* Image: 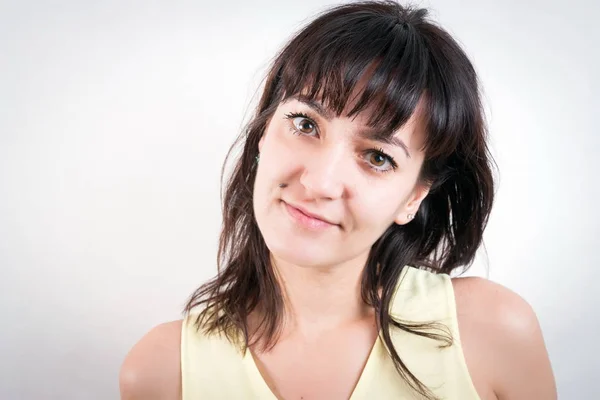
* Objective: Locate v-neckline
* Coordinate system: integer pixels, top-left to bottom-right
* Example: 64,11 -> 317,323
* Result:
242,333 -> 384,400
240,266 -> 414,399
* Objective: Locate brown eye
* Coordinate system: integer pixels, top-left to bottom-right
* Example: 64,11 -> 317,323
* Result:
369,152 -> 386,167
364,148 -> 397,173
293,117 -> 316,135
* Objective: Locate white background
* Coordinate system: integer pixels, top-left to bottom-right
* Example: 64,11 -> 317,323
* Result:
1,0 -> 598,398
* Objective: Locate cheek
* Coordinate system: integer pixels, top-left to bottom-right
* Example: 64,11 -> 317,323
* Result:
253,127 -> 296,198
351,186 -> 408,228
262,122 -> 291,158
261,125 -> 309,175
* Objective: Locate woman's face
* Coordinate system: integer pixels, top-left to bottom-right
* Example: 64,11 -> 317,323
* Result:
253,95 -> 430,269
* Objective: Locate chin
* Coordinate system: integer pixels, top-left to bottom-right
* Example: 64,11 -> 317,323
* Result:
262,230 -> 336,269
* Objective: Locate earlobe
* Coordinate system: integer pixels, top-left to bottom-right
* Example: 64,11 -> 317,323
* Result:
394,200 -> 420,224
394,184 -> 430,225
394,211 -> 416,225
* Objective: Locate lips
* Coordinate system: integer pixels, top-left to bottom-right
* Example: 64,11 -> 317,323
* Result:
283,201 -> 340,229
295,204 -> 333,223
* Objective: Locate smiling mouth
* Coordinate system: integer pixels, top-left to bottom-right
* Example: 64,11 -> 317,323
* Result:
282,201 -> 340,231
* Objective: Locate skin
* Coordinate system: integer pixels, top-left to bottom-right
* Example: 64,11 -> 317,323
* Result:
119,96 -> 557,399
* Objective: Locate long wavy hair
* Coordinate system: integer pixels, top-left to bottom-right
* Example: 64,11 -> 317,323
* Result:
184,1 -> 495,398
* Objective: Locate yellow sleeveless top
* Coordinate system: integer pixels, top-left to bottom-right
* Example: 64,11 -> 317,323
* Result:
180,266 -> 480,399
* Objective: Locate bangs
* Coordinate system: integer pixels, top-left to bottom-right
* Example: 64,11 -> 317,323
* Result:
277,9 -> 430,140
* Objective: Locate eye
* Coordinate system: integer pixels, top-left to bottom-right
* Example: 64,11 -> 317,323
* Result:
284,112 -> 318,136
364,148 -> 398,173
295,117 -> 315,134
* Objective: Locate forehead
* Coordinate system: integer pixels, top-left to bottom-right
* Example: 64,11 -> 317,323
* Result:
280,56 -> 427,133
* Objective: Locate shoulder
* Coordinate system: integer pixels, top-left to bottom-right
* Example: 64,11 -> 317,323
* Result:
451,276 -> 557,399
119,320 -> 183,400
451,276 -> 535,325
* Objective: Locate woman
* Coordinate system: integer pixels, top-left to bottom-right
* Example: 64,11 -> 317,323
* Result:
120,1 -> 556,399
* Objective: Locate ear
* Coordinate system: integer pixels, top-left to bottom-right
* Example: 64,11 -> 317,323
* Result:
394,182 -> 430,225
258,134 -> 265,153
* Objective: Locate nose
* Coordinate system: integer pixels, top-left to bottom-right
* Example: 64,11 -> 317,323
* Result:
299,145 -> 348,200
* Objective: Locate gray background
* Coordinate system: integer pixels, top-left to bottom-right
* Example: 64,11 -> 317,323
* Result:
1,0 -> 598,398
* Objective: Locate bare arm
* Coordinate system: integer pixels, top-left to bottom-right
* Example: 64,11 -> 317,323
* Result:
119,320 -> 183,400
453,277 -> 557,400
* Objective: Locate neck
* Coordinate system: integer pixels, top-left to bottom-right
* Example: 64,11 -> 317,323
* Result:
271,253 -> 374,338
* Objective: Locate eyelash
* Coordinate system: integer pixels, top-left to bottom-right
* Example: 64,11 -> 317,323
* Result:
283,111 -> 398,173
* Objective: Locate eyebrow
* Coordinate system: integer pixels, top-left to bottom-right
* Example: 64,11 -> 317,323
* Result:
288,94 -> 412,159
360,129 -> 411,159
290,94 -> 335,120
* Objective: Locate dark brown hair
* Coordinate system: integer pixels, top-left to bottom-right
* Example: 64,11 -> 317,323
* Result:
185,1 -> 495,398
